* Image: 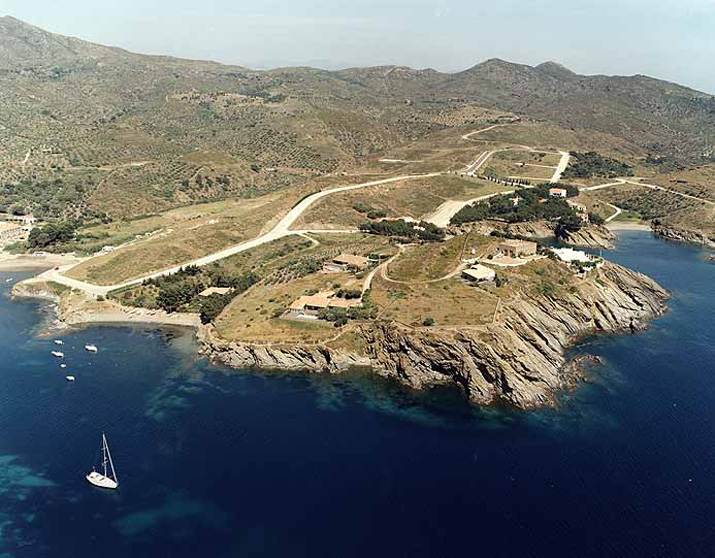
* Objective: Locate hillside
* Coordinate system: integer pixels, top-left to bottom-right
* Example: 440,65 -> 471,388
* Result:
0,17 -> 713,231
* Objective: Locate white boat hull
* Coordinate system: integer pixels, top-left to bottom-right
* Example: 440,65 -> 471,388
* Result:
86,471 -> 118,489
85,345 -> 98,353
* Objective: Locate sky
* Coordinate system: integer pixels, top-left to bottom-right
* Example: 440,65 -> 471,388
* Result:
2,0 -> 715,93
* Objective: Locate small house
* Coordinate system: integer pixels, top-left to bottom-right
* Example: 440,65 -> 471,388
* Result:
549,187 -> 567,198
0,222 -> 24,240
199,287 -> 233,297
323,254 -> 370,273
462,264 -> 496,283
497,239 -> 537,258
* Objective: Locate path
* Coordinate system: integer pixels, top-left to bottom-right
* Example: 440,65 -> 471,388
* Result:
582,178 -> 714,206
550,151 -> 571,183
27,173 -> 440,296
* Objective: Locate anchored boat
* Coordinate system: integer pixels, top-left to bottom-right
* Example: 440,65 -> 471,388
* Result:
51,351 -> 64,358
86,432 -> 119,490
66,375 -> 75,381
85,344 -> 98,353
54,339 -> 64,345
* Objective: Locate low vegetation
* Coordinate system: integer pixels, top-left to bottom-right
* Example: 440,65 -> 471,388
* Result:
563,152 -> 633,179
451,184 -> 584,238
359,219 -> 445,242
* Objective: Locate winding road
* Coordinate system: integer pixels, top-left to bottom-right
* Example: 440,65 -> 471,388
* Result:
27,173 -> 440,296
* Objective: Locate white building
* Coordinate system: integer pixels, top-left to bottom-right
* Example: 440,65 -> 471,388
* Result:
462,264 -> 496,282
552,247 -> 593,263
549,188 -> 567,198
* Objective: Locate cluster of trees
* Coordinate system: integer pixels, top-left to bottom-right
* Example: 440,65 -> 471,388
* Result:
563,152 -> 633,179
0,177 -> 99,220
27,221 -> 79,249
352,202 -> 388,220
317,291 -> 378,327
359,219 -> 445,242
450,187 -> 583,230
144,265 -> 258,323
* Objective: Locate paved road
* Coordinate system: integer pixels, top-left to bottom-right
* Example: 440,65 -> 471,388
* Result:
465,150 -> 495,176
550,151 -> 571,183
27,173 -> 440,296
424,189 -> 516,228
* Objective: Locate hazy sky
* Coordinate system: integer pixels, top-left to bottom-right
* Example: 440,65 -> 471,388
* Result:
2,0 -> 714,93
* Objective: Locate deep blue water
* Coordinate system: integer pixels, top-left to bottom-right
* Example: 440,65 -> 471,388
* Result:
1,232 -> 714,558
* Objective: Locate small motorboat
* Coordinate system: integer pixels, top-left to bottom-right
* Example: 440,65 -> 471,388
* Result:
85,344 -> 98,353
54,340 -> 64,345
51,351 -> 64,358
60,363 -> 67,369
66,375 -> 75,381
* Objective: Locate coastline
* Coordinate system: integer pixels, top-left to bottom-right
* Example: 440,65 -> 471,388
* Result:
0,252 -> 82,271
606,221 -> 651,231
10,280 -> 201,329
5,236 -> 669,410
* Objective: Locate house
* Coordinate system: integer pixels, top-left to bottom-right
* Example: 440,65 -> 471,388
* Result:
323,253 -> 370,273
551,248 -> 592,263
327,298 -> 362,310
0,214 -> 36,225
0,222 -> 24,240
199,287 -> 233,297
497,239 -> 538,258
462,264 -> 496,283
288,291 -> 335,315
567,200 -> 590,223
549,187 -> 567,198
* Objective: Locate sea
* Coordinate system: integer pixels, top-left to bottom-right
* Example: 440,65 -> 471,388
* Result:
0,231 -> 714,558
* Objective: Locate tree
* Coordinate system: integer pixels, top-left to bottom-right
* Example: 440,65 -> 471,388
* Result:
423,317 -> 435,326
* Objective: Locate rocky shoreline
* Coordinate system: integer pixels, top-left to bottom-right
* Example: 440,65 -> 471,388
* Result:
652,224 -> 715,249
200,262 -> 668,409
448,220 -> 615,249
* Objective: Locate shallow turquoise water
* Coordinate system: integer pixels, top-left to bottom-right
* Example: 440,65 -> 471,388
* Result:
0,232 -> 714,557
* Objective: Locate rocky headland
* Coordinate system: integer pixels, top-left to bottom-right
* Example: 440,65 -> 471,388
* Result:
200,262 -> 668,409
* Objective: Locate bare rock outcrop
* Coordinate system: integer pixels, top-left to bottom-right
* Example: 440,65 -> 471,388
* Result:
450,220 -> 615,249
652,224 -> 715,249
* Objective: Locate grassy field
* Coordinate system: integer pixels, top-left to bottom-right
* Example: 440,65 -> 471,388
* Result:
370,274 -> 498,327
215,271 -> 360,344
484,150 -> 558,181
387,235 -> 494,282
295,175 -> 511,229
66,185 -> 314,285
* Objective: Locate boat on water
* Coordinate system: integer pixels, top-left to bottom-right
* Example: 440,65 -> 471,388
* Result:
85,344 -> 98,353
51,351 -> 64,358
60,363 -> 67,369
66,375 -> 75,381
54,339 -> 63,345
86,433 -> 119,490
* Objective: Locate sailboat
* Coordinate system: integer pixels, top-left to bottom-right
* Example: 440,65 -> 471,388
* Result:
86,432 -> 119,489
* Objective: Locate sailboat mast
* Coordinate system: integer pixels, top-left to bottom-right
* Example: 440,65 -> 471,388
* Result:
103,433 -> 118,484
102,433 -> 109,478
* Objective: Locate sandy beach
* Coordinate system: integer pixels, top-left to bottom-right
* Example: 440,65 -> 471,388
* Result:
0,251 -> 83,271
606,221 -> 652,231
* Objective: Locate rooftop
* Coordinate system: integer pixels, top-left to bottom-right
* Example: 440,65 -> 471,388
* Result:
199,287 -> 233,297
0,222 -> 23,233
333,254 -> 369,267
463,264 -> 496,281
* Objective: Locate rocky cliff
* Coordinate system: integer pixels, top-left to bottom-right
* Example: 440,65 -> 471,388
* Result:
450,220 -> 615,249
652,224 -> 715,249
201,262 -> 668,409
